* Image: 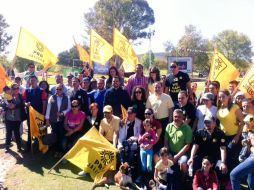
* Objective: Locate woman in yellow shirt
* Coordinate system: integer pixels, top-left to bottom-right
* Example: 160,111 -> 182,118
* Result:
217,89 -> 244,172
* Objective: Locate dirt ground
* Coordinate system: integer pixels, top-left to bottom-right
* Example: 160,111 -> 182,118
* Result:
0,123 -> 25,190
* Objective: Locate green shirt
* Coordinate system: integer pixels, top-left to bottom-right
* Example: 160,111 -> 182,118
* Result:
165,122 -> 193,154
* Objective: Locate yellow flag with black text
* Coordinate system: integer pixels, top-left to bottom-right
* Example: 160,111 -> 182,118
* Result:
64,127 -> 117,183
74,38 -> 90,63
16,27 -> 58,69
113,28 -> 138,72
90,30 -> 113,65
29,106 -> 48,154
239,64 -> 254,98
209,50 -> 240,89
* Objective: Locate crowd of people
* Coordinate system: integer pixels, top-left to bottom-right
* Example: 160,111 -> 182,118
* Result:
1,61 -> 254,190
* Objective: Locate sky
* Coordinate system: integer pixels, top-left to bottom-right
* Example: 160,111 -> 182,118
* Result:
1,0 -> 254,60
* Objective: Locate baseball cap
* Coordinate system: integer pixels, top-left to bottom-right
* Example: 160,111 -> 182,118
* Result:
67,73 -> 74,78
103,105 -> 112,113
204,114 -> 216,123
127,107 -> 137,114
82,77 -> 90,82
202,92 -> 214,101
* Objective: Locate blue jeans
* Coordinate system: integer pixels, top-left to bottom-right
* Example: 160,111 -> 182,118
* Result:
140,148 -> 153,173
230,154 -> 254,190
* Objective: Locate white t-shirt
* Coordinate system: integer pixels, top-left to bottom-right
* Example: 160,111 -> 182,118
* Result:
196,105 -> 218,130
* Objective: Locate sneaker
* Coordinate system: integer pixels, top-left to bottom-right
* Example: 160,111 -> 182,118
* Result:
78,171 -> 87,177
17,147 -> 23,153
5,147 -> 10,153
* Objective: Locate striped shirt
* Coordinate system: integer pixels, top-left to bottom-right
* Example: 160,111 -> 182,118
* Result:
126,74 -> 148,96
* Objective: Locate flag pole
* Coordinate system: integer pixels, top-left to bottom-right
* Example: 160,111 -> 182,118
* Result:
48,153 -> 67,174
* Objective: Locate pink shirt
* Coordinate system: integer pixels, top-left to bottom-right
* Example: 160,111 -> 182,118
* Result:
126,74 -> 148,96
139,130 -> 157,146
66,111 -> 86,129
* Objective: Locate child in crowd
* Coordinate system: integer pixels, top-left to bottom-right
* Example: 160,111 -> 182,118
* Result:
1,86 -> 13,105
0,86 -> 14,121
139,119 -> 157,175
238,114 -> 254,162
154,147 -> 174,190
193,156 -> 219,190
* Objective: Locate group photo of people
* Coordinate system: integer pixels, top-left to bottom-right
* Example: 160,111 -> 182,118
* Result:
1,60 -> 254,190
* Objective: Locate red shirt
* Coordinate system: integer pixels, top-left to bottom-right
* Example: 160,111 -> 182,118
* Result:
193,170 -> 219,190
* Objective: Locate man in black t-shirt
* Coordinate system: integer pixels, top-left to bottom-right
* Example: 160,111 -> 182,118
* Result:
187,115 -> 228,175
164,61 -> 192,105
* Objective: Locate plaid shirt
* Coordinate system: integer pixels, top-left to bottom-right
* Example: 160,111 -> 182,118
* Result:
126,74 -> 148,96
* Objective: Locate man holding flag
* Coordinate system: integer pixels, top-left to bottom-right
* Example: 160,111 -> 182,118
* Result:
23,75 -> 47,152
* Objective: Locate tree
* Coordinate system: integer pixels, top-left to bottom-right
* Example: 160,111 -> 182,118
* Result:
84,0 -> 155,43
213,30 -> 253,69
176,25 -> 210,71
0,14 -> 12,55
58,46 -> 79,67
141,51 -> 155,69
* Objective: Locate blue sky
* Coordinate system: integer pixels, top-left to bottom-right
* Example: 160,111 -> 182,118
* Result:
0,0 -> 253,59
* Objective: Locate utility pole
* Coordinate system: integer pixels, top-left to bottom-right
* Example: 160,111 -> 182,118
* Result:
147,29 -> 155,68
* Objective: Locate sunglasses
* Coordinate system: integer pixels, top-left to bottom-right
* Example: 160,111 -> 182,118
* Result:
170,65 -> 177,69
71,105 -> 79,108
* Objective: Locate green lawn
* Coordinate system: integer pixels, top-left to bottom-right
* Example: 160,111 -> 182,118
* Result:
4,149 -> 119,190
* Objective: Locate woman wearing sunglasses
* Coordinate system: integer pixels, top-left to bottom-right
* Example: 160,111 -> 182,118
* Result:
63,100 -> 85,151
131,86 -> 146,121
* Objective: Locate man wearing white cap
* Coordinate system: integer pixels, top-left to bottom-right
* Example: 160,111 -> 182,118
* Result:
194,92 -> 218,131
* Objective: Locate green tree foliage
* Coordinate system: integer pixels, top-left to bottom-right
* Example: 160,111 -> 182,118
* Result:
15,57 -> 34,72
141,51 -> 155,69
213,30 -> 253,69
84,0 -> 155,43
0,14 -> 12,54
155,59 -> 167,70
58,46 -> 79,67
176,25 -> 210,71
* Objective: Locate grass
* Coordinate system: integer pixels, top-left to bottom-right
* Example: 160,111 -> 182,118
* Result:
0,128 -> 118,190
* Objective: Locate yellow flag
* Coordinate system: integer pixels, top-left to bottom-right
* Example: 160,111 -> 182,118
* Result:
121,105 -> 128,120
64,127 -> 117,183
16,27 -> 58,69
208,50 -> 240,89
113,28 -> 138,71
29,106 -> 48,153
238,64 -> 254,98
73,38 -> 90,63
0,64 -> 12,93
90,30 -> 113,65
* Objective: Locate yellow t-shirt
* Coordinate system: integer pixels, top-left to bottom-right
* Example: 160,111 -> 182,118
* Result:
155,159 -> 174,181
99,115 -> 120,142
146,93 -> 174,119
217,104 -> 239,136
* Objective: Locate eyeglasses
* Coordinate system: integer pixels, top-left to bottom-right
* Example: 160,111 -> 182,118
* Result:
145,112 -> 152,115
170,65 -> 177,69
56,88 -> 62,91
135,91 -> 142,94
71,105 -> 79,108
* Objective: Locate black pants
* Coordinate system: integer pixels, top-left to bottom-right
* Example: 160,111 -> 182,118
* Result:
51,121 -> 65,152
6,120 -> 21,149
